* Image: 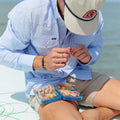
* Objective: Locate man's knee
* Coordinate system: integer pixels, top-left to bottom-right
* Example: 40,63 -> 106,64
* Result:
38,100 -> 82,120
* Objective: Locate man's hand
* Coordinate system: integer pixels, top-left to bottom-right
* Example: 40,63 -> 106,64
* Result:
71,44 -> 91,64
44,47 -> 71,71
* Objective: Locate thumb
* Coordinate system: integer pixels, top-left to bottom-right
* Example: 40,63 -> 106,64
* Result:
67,47 -> 72,54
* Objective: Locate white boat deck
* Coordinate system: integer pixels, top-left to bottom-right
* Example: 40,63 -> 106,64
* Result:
0,65 -> 39,120
0,65 -> 120,120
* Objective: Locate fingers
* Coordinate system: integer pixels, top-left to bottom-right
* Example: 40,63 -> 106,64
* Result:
71,44 -> 91,64
46,47 -> 72,71
71,45 -> 89,58
52,47 -> 72,54
72,48 -> 89,58
51,48 -> 71,58
50,53 -> 70,59
84,55 -> 91,62
58,53 -> 70,58
71,44 -> 85,54
66,47 -> 72,54
53,58 -> 68,63
78,53 -> 91,62
53,63 -> 66,69
49,59 -> 67,70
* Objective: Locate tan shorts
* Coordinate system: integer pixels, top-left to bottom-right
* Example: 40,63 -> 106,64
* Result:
28,72 -> 110,112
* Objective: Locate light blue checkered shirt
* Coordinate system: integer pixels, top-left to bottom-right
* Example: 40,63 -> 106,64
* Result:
0,0 -> 104,98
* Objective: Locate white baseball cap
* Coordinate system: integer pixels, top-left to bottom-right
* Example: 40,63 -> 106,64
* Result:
64,0 -> 105,35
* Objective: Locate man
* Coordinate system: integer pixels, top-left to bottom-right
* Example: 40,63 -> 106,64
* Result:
0,0 -> 120,119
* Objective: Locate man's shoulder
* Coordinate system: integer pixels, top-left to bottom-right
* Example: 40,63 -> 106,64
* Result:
8,0 -> 50,18
20,0 -> 49,10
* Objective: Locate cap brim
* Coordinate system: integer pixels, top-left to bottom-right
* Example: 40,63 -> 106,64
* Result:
64,7 -> 99,36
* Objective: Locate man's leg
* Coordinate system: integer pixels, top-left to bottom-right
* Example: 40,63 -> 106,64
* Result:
81,107 -> 120,120
66,73 -> 120,119
86,77 -> 120,120
93,78 -> 120,110
38,99 -> 120,120
29,95 -> 120,120
38,100 -> 82,120
82,78 -> 120,119
82,78 -> 120,120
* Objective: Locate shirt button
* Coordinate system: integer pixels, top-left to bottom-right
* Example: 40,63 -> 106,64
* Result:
45,44 -> 47,47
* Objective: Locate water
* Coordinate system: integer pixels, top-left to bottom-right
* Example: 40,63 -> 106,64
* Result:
0,2 -> 120,79
0,3 -> 17,34
93,2 -> 120,79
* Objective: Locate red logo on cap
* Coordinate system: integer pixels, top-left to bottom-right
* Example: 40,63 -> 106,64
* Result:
83,10 -> 97,18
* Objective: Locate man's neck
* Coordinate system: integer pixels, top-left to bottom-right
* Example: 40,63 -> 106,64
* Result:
57,0 -> 64,20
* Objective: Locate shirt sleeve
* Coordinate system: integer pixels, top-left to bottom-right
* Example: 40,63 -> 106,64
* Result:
78,11 -> 104,66
0,5 -> 36,72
